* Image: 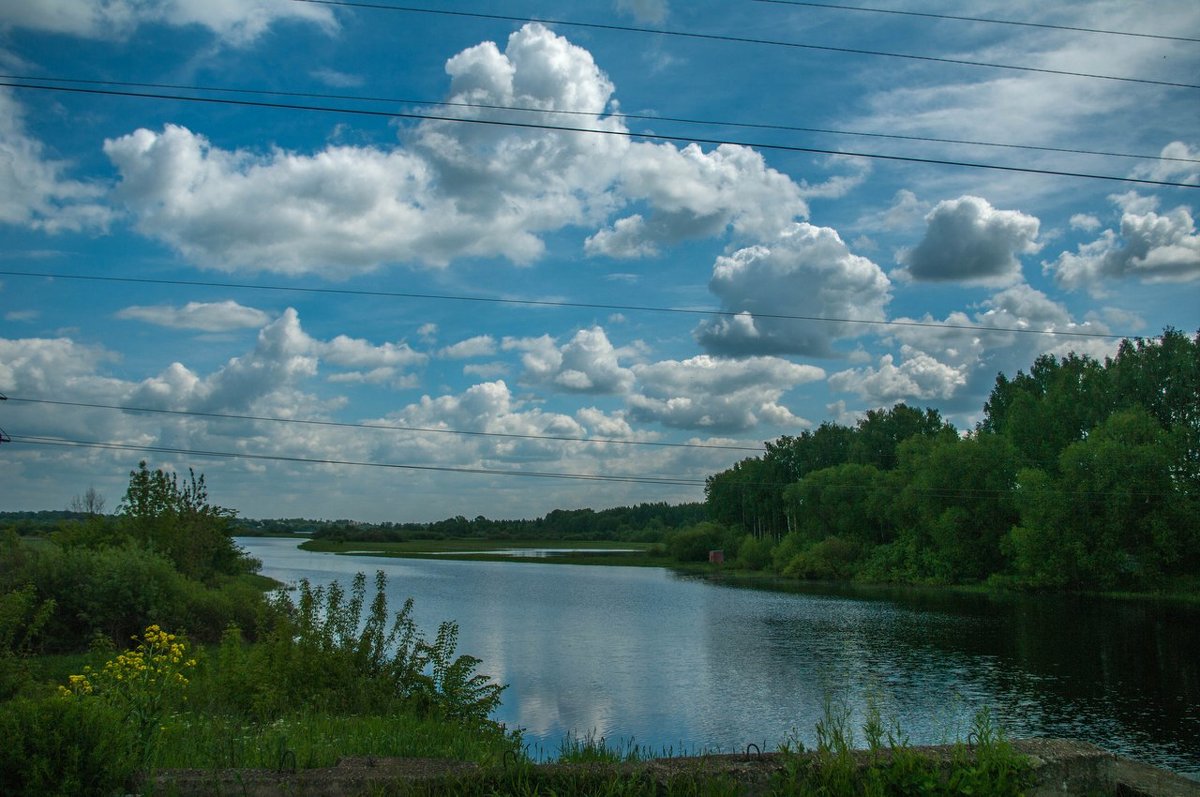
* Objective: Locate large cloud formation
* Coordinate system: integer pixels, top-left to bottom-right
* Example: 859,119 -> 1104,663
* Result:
897,195 -> 1040,284
629,355 -> 824,432
695,223 -> 891,357
103,23 -> 810,275
1045,193 -> 1200,292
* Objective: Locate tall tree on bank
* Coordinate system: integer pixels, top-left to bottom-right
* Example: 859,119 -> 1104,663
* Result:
119,462 -> 246,582
1007,407 -> 1196,588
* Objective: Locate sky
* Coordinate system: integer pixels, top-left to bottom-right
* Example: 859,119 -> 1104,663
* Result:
1,0 -> 1198,523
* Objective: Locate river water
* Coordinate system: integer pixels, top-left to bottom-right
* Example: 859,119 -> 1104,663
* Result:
238,537 -> 1200,777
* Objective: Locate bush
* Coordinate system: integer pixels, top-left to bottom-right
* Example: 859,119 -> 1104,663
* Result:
735,534 -> 774,570
782,537 -> 862,580
0,696 -> 137,796
666,523 -> 727,562
200,572 -> 505,727
0,584 -> 55,699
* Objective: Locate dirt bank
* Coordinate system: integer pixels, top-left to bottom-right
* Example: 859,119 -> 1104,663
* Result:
151,738 -> 1199,796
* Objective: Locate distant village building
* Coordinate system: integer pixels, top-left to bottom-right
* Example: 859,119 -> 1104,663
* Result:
708,549 -> 724,565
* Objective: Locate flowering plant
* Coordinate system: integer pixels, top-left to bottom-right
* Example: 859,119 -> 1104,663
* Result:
60,624 -> 197,767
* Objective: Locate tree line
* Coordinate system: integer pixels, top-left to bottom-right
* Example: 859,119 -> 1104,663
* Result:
698,329 -> 1200,591
298,501 -> 708,543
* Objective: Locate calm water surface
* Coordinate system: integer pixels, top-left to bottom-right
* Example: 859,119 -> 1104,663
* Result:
238,538 -> 1199,777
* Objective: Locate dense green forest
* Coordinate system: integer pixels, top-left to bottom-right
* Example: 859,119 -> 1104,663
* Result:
699,329 -> 1200,591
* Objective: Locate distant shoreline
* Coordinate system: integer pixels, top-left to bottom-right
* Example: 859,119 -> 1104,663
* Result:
283,535 -> 1200,605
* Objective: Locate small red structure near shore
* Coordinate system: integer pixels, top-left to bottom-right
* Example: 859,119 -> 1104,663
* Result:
708,549 -> 724,565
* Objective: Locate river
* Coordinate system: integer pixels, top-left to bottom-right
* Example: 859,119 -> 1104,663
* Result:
238,537 -> 1200,777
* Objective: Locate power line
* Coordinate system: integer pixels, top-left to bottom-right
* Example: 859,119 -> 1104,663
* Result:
7,81 -> 1195,191
4,397 -> 765,453
9,435 -> 708,487
6,81 -> 1196,191
0,270 -> 1143,340
9,435 -> 1182,500
751,0 -> 1200,44
6,73 -> 1194,165
287,0 -> 1200,90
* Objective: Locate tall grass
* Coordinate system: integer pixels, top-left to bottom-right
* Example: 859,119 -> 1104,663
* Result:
153,710 -> 513,770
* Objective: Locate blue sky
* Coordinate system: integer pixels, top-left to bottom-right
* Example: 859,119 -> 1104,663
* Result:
1,0 -> 1198,522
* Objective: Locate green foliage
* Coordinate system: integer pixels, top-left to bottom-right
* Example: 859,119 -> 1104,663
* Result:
786,462 -> 891,548
12,542 -> 258,649
735,534 -> 774,570
153,710 -> 514,770
666,523 -> 729,562
422,619 -> 506,726
0,696 -> 138,796
119,460 -> 249,582
702,329 -> 1200,590
0,465 -> 267,652
299,501 -> 708,544
0,584 -> 55,699
1007,407 -> 1194,589
202,571 -> 505,728
981,352 -> 1112,472
888,433 -> 1019,582
771,704 -> 1031,797
781,536 -> 863,580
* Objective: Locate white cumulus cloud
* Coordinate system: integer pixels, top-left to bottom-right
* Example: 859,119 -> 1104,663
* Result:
1045,194 -> 1200,292
440,335 -> 498,359
897,195 -> 1040,284
828,347 -> 968,403
629,355 -> 823,432
696,222 -> 891,356
504,326 -> 636,395
102,24 -> 816,275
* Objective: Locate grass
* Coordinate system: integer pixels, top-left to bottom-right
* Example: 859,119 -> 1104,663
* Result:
152,710 -> 515,770
285,706 -> 1034,796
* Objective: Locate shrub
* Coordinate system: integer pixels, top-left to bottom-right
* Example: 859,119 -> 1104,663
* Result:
782,536 -> 862,580
735,534 -> 774,570
667,523 -> 727,562
0,584 -> 55,699
0,696 -> 137,796
202,571 -> 505,727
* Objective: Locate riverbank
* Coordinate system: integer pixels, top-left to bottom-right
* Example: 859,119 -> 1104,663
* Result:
150,739 -> 1200,796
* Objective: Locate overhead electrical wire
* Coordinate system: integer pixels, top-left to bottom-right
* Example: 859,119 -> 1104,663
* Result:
751,0 -> 1200,44
3,81 -> 1197,191
286,0 -> 1200,91
9,435 -> 1185,499
4,397 -> 766,453
5,74 -> 1195,166
0,270 -> 1144,341
9,435 -> 709,487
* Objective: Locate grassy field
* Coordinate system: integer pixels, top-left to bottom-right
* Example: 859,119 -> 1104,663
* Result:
298,538 -> 669,567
